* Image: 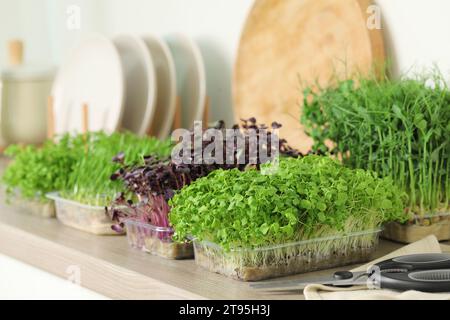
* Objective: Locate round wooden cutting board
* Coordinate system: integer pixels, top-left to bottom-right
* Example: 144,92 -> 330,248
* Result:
233,0 -> 385,153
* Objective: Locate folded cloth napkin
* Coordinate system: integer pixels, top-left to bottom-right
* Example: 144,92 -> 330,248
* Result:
304,235 -> 450,300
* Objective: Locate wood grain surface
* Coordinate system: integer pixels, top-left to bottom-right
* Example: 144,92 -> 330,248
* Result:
2,198 -> 447,300
233,0 -> 385,153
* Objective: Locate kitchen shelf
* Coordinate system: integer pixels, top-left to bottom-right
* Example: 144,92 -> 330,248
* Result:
2,198 -> 444,300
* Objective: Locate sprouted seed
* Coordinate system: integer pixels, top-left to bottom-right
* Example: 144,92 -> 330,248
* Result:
193,228 -> 380,281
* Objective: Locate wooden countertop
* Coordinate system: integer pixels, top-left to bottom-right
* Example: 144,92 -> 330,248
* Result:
3,197 -> 448,300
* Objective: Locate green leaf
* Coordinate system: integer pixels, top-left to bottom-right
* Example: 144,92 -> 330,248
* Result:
317,202 -> 327,212
415,119 -> 427,132
380,199 -> 392,209
300,199 -> 312,210
392,104 -> 406,121
260,223 -> 270,235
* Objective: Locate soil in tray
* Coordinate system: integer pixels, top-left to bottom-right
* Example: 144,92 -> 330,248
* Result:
144,237 -> 194,260
124,219 -> 194,259
194,243 -> 376,282
383,214 -> 450,243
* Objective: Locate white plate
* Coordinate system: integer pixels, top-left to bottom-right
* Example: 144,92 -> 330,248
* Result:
113,35 -> 157,136
52,34 -> 124,135
165,34 -> 206,129
141,35 -> 177,139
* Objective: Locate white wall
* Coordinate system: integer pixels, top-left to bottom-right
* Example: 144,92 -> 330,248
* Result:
377,0 -> 450,77
0,0 -> 50,66
1,0 -> 450,125
0,0 -> 104,67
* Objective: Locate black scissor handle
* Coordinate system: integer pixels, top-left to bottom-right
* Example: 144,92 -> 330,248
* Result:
371,254 -> 450,293
376,253 -> 450,272
377,269 -> 450,293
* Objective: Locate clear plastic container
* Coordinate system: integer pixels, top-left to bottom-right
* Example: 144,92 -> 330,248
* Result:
124,219 -> 194,260
6,189 -> 56,218
15,197 -> 55,218
193,229 -> 382,281
46,192 -> 119,235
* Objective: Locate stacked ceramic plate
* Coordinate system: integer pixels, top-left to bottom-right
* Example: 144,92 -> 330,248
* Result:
52,33 -> 206,139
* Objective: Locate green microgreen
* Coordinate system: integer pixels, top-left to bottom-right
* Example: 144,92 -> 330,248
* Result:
169,156 -> 405,250
2,134 -> 86,202
2,132 -> 172,206
60,132 -> 172,206
301,72 -> 450,217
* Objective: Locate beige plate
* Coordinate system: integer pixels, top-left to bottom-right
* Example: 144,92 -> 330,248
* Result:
141,35 -> 177,139
113,35 -> 157,136
233,0 -> 385,153
52,34 -> 125,135
165,34 -> 206,130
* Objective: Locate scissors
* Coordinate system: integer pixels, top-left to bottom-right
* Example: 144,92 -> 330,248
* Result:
251,253 -> 450,293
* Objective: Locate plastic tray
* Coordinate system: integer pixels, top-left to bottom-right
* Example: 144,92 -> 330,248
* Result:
383,212 -> 450,243
5,189 -> 56,218
15,196 -> 56,218
124,219 -> 193,260
193,229 -> 382,281
46,192 -> 119,235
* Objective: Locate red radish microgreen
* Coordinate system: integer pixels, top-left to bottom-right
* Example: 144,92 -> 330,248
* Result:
108,119 -> 302,231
